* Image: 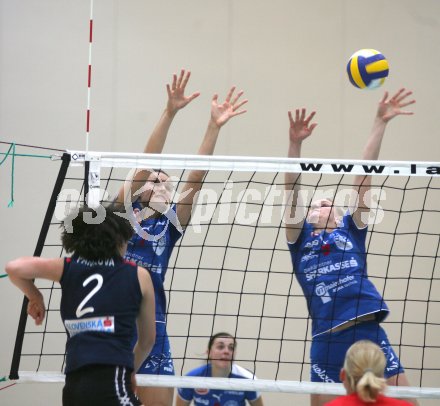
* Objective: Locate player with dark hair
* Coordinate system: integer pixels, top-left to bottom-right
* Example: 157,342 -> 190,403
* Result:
176,332 -> 264,406
6,204 -> 156,406
284,89 -> 417,406
115,70 -> 248,406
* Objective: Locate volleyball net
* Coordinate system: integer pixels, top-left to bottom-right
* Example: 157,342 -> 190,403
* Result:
8,151 -> 440,399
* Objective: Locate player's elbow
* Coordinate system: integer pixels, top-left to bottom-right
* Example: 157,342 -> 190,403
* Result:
5,258 -> 22,278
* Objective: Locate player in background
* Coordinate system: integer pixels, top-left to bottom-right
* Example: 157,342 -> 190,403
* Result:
176,332 -> 264,406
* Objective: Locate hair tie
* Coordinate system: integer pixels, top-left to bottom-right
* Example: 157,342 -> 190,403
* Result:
363,368 -> 374,374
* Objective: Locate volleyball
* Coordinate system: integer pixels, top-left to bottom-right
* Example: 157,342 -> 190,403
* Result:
346,49 -> 389,89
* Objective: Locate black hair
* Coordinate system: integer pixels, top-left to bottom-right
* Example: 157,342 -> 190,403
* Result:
61,204 -> 134,260
207,332 -> 235,351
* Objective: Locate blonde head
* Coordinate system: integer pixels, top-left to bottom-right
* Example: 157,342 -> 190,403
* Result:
307,199 -> 344,229
343,340 -> 387,402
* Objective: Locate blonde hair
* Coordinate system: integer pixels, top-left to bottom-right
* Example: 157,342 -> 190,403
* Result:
343,340 -> 387,402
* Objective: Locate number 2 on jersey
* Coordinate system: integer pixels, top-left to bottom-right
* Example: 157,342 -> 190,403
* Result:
76,274 -> 103,318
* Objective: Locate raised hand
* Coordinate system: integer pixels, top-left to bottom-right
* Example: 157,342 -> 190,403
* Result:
288,108 -> 317,143
210,86 -> 248,128
166,69 -> 200,115
376,88 -> 415,123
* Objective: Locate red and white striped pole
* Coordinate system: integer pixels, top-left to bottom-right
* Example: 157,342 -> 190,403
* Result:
85,0 -> 94,151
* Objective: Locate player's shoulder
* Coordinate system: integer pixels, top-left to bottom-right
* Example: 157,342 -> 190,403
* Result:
186,363 -> 210,377
231,364 -> 256,379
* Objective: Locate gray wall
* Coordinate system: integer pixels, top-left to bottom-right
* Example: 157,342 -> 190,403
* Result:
1,0 -> 439,404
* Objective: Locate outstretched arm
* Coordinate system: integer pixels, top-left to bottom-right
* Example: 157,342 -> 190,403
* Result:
285,108 -> 317,243
176,86 -> 248,228
145,69 -> 200,154
6,257 -> 64,325
352,88 -> 415,227
116,69 -> 200,205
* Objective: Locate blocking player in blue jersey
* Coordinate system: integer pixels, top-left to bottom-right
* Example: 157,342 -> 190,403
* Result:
6,204 -> 156,406
115,70 -> 248,406
176,332 -> 264,406
283,89 -> 418,406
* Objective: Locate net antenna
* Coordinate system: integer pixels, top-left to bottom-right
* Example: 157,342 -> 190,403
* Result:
8,151 -> 440,401
85,0 -> 94,153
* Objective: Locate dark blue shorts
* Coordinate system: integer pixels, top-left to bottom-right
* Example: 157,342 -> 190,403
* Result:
310,321 -> 404,383
137,321 -> 175,375
63,365 -> 141,406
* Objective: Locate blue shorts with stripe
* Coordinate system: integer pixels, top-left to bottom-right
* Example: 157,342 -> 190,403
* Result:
63,365 -> 141,406
137,321 -> 175,376
310,321 -> 404,383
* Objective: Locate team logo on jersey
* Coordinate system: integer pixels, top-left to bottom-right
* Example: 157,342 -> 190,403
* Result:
301,252 -> 319,262
152,235 -> 167,256
312,364 -> 335,383
304,238 -> 320,249
193,396 -> 210,405
333,233 -> 353,251
64,316 -> 115,336
315,282 -> 331,304
224,401 -> 240,406
212,394 -> 223,405
380,340 -> 400,372
321,243 -> 330,256
195,388 -> 209,395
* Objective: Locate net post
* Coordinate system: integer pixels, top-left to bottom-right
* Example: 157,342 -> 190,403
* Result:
83,153 -> 101,208
9,152 -> 71,380
84,159 -> 89,206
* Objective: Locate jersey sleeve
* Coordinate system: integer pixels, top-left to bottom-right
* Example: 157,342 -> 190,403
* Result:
177,387 -> 194,402
59,257 -> 72,286
167,204 -> 183,246
343,212 -> 368,246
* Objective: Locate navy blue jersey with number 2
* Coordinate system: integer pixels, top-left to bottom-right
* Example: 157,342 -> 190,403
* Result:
60,255 -> 142,374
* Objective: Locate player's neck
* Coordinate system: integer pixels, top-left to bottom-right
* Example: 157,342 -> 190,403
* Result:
312,221 -> 338,235
312,226 -> 336,236
211,363 -> 232,378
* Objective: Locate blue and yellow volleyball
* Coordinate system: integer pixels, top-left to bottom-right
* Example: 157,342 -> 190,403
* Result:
346,49 -> 389,89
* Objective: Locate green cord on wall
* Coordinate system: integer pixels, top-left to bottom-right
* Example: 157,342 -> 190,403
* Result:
0,143 -> 53,278
0,143 -> 16,207
0,143 -> 52,208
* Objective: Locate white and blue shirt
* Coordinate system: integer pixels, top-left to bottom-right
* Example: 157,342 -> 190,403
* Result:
178,364 -> 260,406
288,213 -> 389,337
124,202 -> 182,323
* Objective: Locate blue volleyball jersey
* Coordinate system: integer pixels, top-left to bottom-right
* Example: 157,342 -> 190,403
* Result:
124,203 -> 182,323
288,213 -> 389,337
178,364 -> 260,405
60,255 -> 142,374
